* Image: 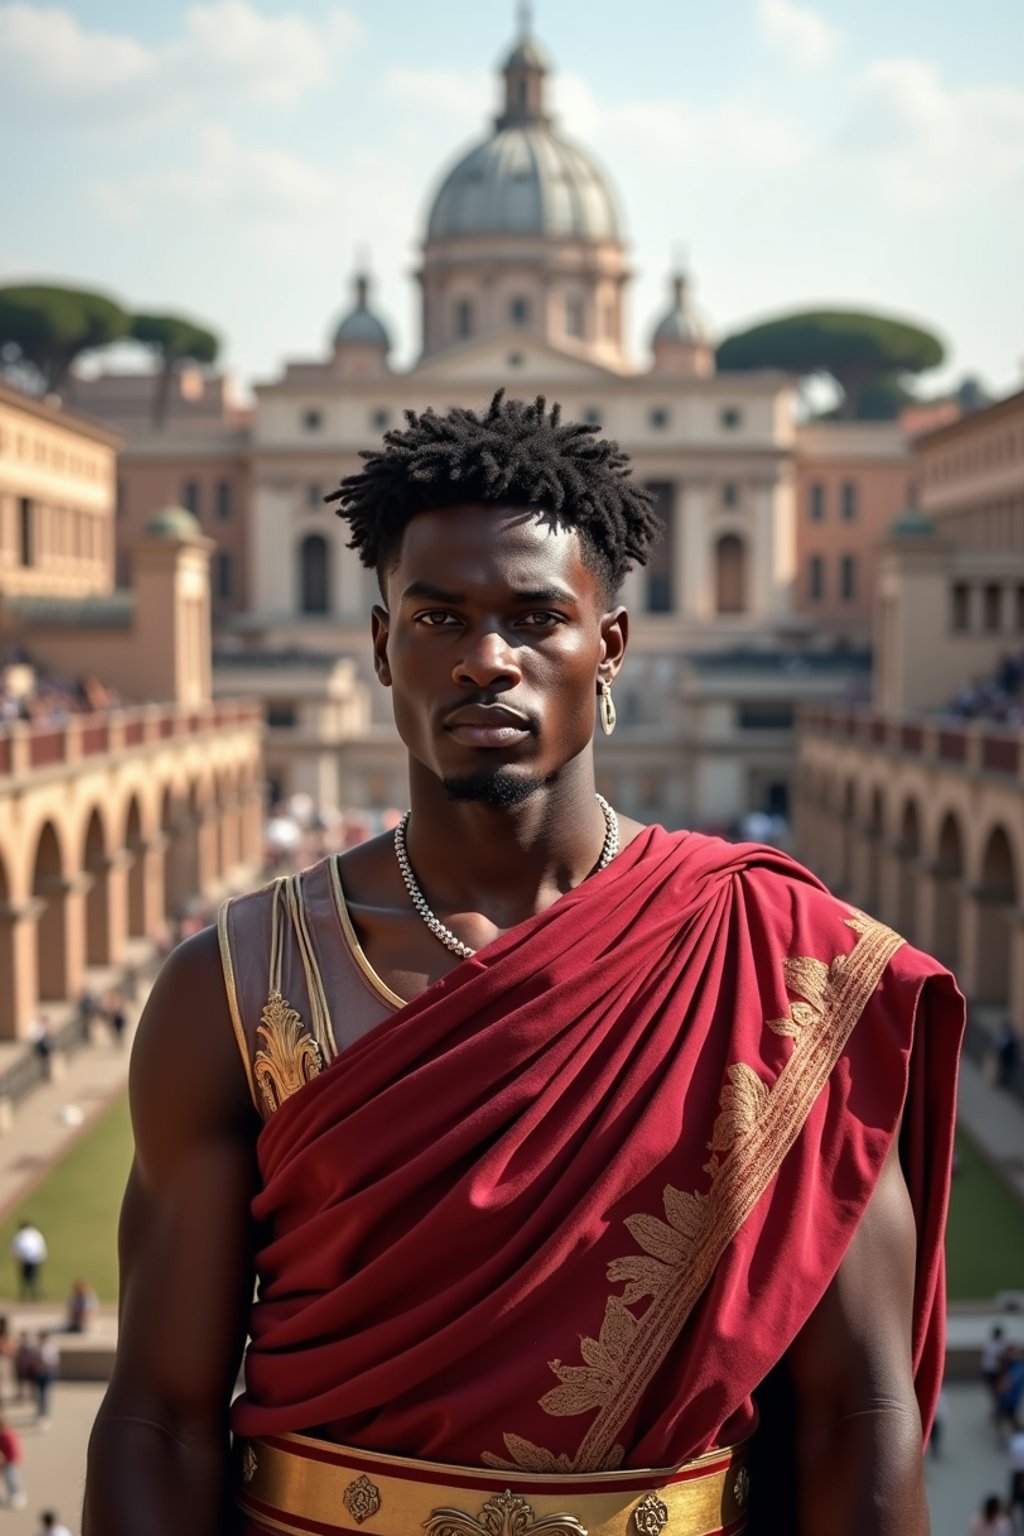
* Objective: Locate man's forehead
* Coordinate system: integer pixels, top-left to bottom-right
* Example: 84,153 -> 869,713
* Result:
393,503 -> 588,577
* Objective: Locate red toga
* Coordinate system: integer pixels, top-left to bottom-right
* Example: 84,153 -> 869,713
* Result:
230,827 -> 963,1483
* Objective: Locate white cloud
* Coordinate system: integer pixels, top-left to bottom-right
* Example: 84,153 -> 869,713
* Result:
757,0 -> 840,70
382,66 -> 492,127
843,58 -> 1024,204
0,0 -> 361,123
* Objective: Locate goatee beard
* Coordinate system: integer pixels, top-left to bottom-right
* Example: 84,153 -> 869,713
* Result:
442,767 -> 546,809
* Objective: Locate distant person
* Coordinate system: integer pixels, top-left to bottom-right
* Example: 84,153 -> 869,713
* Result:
996,1348 -> 1024,1439
28,1015 -> 53,1062
10,1220 -> 47,1300
33,1514 -> 73,1536
105,993 -> 127,1050
13,1334 -> 36,1404
32,1332 -> 59,1427
997,1024 -> 1020,1090
968,1494 -> 1013,1535
1008,1425 -> 1024,1529
985,1326 -> 1010,1404
0,1414 -> 26,1509
65,1279 -> 98,1335
0,1317 -> 14,1408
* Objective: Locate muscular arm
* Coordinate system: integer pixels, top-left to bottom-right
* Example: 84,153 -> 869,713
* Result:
83,926 -> 259,1536
787,1133 -> 928,1536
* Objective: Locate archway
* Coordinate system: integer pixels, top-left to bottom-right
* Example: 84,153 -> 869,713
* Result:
897,799 -> 921,940
299,534 -> 330,615
83,807 -> 111,966
934,812 -> 965,969
865,787 -> 884,913
0,847 -> 16,1035
975,825 -> 1017,1009
32,822 -> 68,1002
839,779 -> 856,893
125,796 -> 146,938
715,534 -> 746,615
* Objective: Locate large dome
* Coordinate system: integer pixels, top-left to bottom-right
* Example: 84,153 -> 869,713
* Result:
427,128 -> 620,243
425,26 -> 622,245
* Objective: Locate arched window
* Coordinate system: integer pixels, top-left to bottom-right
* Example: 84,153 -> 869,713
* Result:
715,534 -> 746,614
300,534 -> 330,615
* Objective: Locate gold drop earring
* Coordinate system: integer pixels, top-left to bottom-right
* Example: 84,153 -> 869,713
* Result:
599,679 -> 617,736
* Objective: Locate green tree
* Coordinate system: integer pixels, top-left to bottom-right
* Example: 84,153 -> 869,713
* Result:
130,312 -> 220,428
0,283 -> 129,393
716,310 -> 945,420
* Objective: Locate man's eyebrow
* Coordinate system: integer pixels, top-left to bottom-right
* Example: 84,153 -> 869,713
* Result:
399,581 -> 579,606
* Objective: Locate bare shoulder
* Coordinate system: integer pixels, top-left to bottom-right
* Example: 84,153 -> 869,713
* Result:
336,829 -> 404,907
130,925 -> 258,1169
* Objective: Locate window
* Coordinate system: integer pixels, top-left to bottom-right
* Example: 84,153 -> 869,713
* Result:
715,534 -> 746,614
306,483 -> 322,509
371,408 -> 390,430
216,480 -> 232,520
509,296 -> 530,326
951,582 -> 969,632
302,409 -> 323,432
299,534 -> 330,614
841,482 -> 858,521
984,583 -> 1002,632
565,296 -> 584,339
19,497 -> 33,567
182,479 -> 200,516
215,552 -> 233,600
455,299 -> 474,340
840,554 -> 857,601
648,406 -> 670,431
809,554 -> 824,601
737,703 -> 794,731
507,352 -> 524,367
267,703 -> 297,729
721,482 -> 738,508
582,407 -> 601,427
602,302 -> 616,339
720,406 -> 742,430
1016,585 -> 1024,632
809,483 -> 825,521
644,482 -> 676,613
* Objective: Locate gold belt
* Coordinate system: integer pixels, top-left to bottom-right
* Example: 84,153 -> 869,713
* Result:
235,1431 -> 751,1536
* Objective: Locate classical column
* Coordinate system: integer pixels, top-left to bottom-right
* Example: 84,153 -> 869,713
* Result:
0,898 -> 45,1040
680,480 -> 708,620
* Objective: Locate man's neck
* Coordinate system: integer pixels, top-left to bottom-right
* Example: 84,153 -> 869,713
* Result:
404,757 -> 610,924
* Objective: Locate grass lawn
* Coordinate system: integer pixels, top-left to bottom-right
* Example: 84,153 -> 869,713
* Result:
0,1092 -> 133,1305
0,1092 -> 1019,1309
946,1130 -> 1024,1301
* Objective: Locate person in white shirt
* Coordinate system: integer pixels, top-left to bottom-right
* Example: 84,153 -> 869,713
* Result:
33,1511 -> 73,1536
1008,1427 -> 1024,1527
9,1222 -> 46,1301
968,1493 -> 1013,1536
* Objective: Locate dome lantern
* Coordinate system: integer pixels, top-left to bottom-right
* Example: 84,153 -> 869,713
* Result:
497,4 -> 551,130
650,267 -> 715,378
331,270 -> 392,377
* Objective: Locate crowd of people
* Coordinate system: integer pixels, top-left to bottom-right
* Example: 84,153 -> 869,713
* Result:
969,1325 -> 1024,1532
0,650 -> 122,730
944,648 -> 1024,728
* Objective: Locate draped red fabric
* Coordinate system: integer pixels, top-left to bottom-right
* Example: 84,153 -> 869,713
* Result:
232,827 -> 963,1472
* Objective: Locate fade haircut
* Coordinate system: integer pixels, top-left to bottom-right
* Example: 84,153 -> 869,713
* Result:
325,390 -> 660,600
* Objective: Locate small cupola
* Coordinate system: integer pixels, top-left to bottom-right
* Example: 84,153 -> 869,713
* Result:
650,269 -> 715,377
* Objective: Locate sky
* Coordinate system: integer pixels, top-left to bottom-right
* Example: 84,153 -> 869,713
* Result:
2,0 -> 1023,398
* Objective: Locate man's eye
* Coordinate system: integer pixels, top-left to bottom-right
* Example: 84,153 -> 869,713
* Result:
418,610 -> 459,626
521,611 -> 562,626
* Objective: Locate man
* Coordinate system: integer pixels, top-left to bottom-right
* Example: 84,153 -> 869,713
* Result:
10,1220 -> 46,1301
34,1513 -> 74,1536
84,394 -> 963,1534
0,1413 -> 26,1509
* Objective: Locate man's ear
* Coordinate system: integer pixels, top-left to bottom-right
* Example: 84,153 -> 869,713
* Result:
598,605 -> 628,685
371,605 -> 392,687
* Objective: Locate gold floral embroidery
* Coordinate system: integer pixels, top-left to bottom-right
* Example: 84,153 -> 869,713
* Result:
483,910 -> 903,1474
253,989 -> 323,1115
343,1474 -> 382,1525
423,1489 -> 589,1536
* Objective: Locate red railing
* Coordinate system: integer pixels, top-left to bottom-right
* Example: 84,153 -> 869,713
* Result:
938,730 -> 967,763
901,723 -> 923,754
983,735 -> 1019,775
0,701 -> 259,777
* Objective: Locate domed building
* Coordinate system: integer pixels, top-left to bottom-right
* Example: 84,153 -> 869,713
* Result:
418,22 -> 630,368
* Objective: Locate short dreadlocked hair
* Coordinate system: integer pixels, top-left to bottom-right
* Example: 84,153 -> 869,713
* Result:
325,390 -> 660,600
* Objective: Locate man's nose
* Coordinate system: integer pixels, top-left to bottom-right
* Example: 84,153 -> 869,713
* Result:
453,627 -> 523,687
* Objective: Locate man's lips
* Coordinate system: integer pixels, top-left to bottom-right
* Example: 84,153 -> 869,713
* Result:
443,704 -> 533,747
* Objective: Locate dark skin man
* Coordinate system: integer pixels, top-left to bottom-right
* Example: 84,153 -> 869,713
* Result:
84,504 -> 927,1536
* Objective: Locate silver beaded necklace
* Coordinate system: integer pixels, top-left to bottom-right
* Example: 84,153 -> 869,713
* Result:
393,793 -> 620,960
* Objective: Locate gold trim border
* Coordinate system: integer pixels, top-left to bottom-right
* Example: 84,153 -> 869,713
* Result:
329,857 -> 406,1011
217,895 -> 258,1109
